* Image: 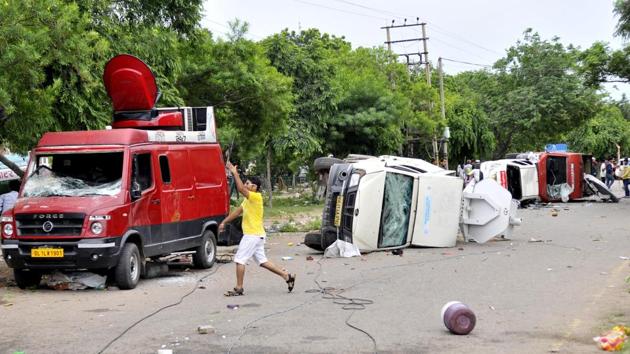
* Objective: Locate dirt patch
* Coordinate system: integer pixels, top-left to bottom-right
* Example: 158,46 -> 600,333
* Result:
265,209 -> 320,226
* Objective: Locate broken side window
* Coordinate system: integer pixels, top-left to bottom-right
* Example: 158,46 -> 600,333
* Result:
378,172 -> 413,248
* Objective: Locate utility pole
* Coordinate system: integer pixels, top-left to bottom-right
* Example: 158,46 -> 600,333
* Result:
382,18 -> 435,159
438,57 -> 448,168
421,23 -> 431,86
381,19 -> 427,69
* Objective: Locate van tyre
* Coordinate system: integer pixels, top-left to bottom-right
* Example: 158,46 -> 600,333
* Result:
193,230 -> 217,269
13,269 -> 42,289
304,231 -> 324,251
115,243 -> 141,290
314,157 -> 343,172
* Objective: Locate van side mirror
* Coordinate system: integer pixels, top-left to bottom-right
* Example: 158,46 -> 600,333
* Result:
130,181 -> 142,200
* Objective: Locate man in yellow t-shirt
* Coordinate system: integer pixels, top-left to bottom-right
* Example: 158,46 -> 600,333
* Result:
219,162 -> 295,296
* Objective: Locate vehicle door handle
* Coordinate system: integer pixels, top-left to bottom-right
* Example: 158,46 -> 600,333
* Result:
151,199 -> 161,205
188,195 -> 195,199
355,209 -> 359,216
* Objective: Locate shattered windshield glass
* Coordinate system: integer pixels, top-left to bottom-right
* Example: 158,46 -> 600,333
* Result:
22,152 -> 124,197
379,172 -> 413,248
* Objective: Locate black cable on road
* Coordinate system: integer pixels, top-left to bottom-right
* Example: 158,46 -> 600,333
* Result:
305,256 -> 378,354
96,263 -> 222,354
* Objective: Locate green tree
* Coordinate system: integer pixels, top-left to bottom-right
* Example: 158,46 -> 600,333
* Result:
0,0 -> 110,153
565,104 -> 630,158
76,0 -> 203,36
443,71 -> 496,163
614,0 -> 630,39
263,29 -> 347,165
615,94 -> 630,120
579,1 -> 630,85
580,42 -> 630,85
481,30 -> 599,157
325,47 -> 407,156
178,25 -> 294,204
178,28 -> 293,159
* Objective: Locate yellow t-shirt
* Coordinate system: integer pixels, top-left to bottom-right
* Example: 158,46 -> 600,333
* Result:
241,191 -> 265,236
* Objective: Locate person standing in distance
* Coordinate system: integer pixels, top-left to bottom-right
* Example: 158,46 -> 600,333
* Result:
220,162 -> 296,296
0,179 -> 20,214
622,158 -> 630,198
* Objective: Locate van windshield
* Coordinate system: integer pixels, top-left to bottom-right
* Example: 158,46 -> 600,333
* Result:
22,152 -> 124,197
378,172 -> 413,248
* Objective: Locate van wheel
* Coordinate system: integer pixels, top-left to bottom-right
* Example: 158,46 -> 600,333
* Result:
304,231 -> 324,251
13,269 -> 42,289
115,243 -> 141,289
314,157 -> 343,172
193,230 -> 217,269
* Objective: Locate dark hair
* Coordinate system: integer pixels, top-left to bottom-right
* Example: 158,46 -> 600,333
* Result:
248,176 -> 262,192
8,179 -> 20,192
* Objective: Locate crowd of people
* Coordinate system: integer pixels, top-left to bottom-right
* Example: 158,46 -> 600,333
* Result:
592,157 -> 630,197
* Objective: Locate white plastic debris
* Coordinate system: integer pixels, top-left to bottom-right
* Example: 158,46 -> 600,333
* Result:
324,239 -> 361,258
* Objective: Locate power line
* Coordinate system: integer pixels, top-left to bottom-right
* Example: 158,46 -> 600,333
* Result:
332,0 -> 406,20
428,22 -> 502,56
293,0 -> 388,21
431,35 -> 493,62
327,0 -> 502,58
441,57 -> 493,69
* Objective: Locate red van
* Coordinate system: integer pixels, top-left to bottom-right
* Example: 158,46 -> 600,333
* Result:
1,55 -> 230,289
536,152 -> 589,202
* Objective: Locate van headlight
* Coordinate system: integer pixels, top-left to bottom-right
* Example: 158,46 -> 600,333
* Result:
348,170 -> 365,188
3,223 -> 14,237
349,173 -> 360,188
90,222 -> 103,235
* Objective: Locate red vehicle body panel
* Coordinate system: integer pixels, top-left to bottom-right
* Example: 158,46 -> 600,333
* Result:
39,129 -> 149,147
536,152 -> 586,202
111,112 -> 183,129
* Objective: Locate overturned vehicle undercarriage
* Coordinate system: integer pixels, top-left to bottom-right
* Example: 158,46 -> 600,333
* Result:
305,155 -> 522,253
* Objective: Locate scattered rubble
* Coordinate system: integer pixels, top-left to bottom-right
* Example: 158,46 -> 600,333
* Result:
45,271 -> 106,290
197,325 -> 215,334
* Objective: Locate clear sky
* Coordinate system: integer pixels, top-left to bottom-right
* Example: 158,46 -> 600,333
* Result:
202,0 -> 629,98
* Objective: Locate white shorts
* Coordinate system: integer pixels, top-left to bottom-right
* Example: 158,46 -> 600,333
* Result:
234,235 -> 268,265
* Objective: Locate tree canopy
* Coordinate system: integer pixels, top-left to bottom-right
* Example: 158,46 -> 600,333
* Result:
1,0 -> 630,182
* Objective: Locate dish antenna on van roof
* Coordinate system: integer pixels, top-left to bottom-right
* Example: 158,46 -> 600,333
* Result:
103,54 -> 218,143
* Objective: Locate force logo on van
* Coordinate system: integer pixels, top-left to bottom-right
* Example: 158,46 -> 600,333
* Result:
32,214 -> 64,219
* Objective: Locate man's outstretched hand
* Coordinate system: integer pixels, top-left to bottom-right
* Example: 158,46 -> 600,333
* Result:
226,161 -> 238,175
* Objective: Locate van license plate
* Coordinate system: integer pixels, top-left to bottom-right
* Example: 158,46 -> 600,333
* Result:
31,248 -> 64,258
334,196 -> 344,227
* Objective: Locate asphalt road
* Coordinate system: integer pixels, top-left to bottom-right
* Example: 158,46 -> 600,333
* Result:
1,193 -> 629,354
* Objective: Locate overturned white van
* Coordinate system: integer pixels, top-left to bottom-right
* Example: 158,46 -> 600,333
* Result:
479,159 -> 539,203
304,155 -> 521,253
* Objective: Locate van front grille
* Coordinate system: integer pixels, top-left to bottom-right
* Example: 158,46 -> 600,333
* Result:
15,213 -> 85,236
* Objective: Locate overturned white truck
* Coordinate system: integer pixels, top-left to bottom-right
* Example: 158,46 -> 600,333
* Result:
305,156 -> 521,253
